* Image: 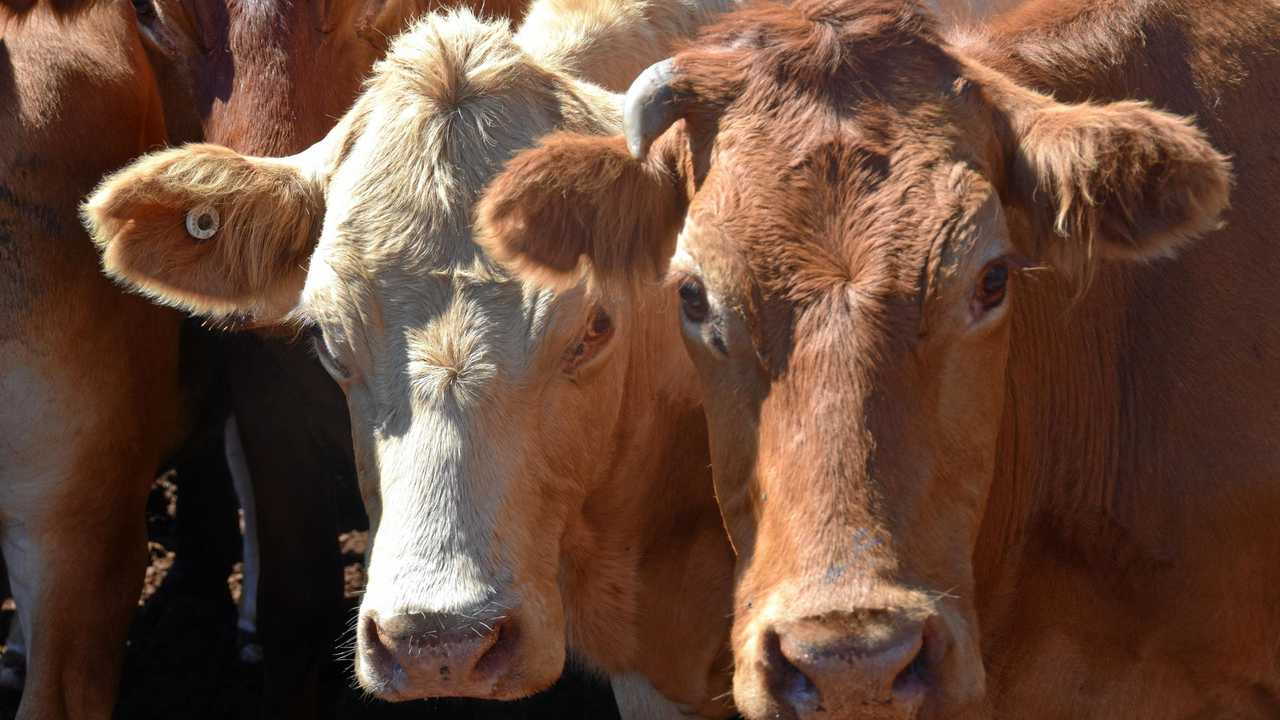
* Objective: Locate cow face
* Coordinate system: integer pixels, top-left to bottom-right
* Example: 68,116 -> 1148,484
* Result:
476,1 -> 1231,718
82,9 -> 692,703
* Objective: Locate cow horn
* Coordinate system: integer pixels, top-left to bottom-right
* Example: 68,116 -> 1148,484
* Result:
623,58 -> 684,160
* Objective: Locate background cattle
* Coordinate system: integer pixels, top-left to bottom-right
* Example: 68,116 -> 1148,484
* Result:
0,3 -> 187,718
476,0 -> 1280,718
85,0 -> 739,716
1,0 -> 532,717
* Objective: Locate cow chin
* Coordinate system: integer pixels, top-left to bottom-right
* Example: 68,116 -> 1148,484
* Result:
353,577 -> 567,703
730,582 -> 987,720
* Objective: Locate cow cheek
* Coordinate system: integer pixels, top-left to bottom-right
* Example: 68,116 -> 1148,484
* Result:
929,331 -> 1013,547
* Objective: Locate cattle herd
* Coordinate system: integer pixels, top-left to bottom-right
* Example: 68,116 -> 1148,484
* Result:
3,0 -> 1279,717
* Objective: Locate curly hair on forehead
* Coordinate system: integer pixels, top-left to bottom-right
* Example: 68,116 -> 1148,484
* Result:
659,0 -> 957,119
691,0 -> 939,60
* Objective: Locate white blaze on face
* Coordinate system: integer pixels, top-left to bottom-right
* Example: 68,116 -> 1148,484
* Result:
305,205 -> 541,619
361,407 -> 505,616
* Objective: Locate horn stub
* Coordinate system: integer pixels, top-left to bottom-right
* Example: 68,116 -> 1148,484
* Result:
623,58 -> 682,161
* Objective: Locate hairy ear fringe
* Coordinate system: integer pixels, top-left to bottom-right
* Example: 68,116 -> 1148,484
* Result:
1008,98 -> 1231,281
475,132 -> 687,295
82,144 -> 323,322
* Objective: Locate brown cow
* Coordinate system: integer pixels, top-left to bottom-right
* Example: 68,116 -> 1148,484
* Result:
84,0 -> 737,716
0,3 -> 186,718
476,0 -> 1280,718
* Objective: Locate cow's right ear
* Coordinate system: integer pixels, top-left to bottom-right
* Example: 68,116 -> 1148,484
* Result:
83,143 -> 326,323
476,133 -> 687,291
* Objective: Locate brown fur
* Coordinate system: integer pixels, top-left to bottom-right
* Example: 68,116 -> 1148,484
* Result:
985,71 -> 1231,275
138,0 -> 531,154
0,0 -> 98,19
0,4 -> 183,719
478,0 -> 1278,718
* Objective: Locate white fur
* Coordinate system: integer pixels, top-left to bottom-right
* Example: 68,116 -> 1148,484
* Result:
612,673 -> 707,720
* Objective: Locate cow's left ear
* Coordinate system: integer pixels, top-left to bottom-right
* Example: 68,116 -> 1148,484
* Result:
994,77 -> 1231,272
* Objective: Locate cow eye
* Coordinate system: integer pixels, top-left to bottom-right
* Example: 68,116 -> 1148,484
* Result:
563,306 -> 614,374
678,277 -> 710,324
132,0 -> 156,20
309,326 -> 351,381
973,260 -> 1010,315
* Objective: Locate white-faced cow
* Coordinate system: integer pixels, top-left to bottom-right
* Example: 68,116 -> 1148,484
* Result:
476,0 -> 1280,718
84,0 -> 738,716
130,0 -> 531,713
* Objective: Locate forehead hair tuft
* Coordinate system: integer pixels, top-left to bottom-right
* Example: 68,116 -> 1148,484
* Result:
371,8 -> 532,117
669,0 -> 949,104
333,8 -> 570,271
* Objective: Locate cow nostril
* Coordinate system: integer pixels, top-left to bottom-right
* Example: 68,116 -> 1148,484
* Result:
764,629 -> 819,715
893,617 -> 944,703
892,640 -> 928,696
361,615 -> 401,680
472,616 -> 518,680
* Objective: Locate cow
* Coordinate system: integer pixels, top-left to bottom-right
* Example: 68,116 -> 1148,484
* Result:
152,0 -> 542,709
0,3 -> 188,718
83,0 -> 738,716
473,0 -> 1280,718
128,0 -> 529,710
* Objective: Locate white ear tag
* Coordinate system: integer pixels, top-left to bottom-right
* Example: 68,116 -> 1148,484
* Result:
185,204 -> 220,240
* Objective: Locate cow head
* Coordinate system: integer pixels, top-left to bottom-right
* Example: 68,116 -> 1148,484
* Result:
475,1 -> 1231,717
83,7 -> 730,707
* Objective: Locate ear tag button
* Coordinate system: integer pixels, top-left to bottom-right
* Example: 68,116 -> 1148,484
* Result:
185,205 -> 220,240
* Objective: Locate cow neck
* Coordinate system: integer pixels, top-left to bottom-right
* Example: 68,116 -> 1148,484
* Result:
969,0 -> 1209,608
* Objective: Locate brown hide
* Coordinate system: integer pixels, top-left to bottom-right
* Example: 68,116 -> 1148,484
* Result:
0,3 -> 182,719
142,0 -> 529,156
968,1 -> 1280,717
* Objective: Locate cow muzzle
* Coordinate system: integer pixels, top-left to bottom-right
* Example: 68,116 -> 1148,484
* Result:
738,607 -> 953,720
357,604 -> 530,701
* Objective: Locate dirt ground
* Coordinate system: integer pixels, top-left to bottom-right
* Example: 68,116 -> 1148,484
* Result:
0,471 -> 621,720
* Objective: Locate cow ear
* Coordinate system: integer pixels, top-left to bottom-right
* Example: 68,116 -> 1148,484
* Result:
476,133 -> 687,292
83,143 -> 326,323
998,85 -> 1231,274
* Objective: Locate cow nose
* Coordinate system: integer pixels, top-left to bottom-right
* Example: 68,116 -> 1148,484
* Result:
765,615 -> 935,718
359,609 -> 517,699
